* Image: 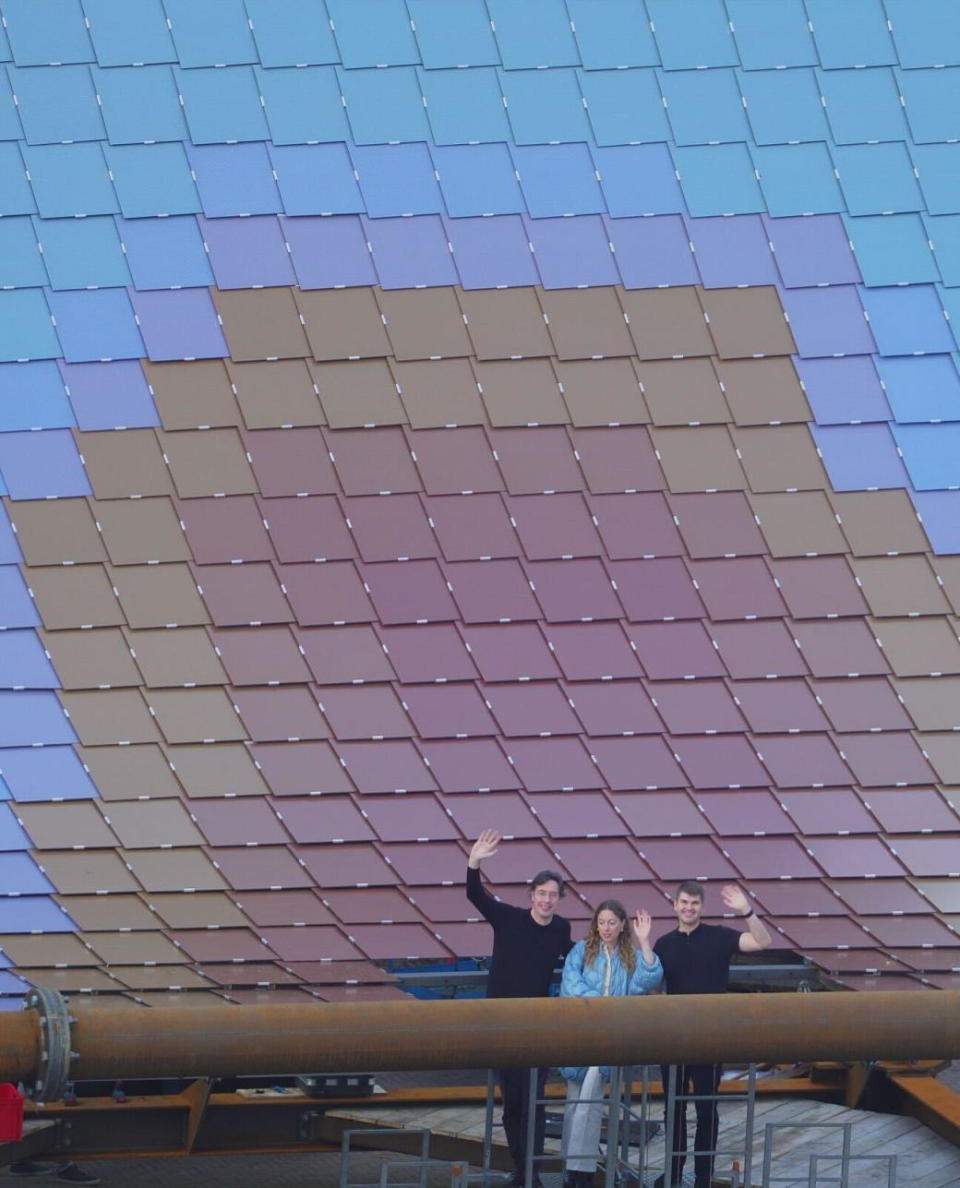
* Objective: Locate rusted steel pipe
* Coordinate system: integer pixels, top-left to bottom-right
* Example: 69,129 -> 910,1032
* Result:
3,991 -> 960,1094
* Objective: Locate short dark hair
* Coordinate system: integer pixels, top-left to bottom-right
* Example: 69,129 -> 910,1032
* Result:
530,869 -> 566,897
675,880 -> 704,901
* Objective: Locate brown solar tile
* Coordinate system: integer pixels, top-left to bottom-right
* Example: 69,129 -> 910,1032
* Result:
109,562 -> 209,628
146,686 -> 246,744
443,789 -> 538,837
459,839 -> 566,886
165,741 -> 270,798
298,841 -> 397,886
36,849 -> 141,893
190,798 -> 289,847
195,561 -> 293,626
571,426 -> 664,493
918,732 -> 960,784
509,493 -> 605,560
229,359 -> 324,429
261,925 -> 365,962
589,492 -> 683,560
731,678 -> 830,733
805,949 -> 910,975
294,287 -> 391,361
715,358 -> 810,426
851,556 -> 952,618
243,427 -> 337,497
232,889 -> 332,926
17,801 -> 118,849
673,734 -> 769,788
360,794 -> 459,843
103,799 -> 205,849
7,498 -> 106,565
212,625 -> 311,686
253,740 -> 354,796
417,737 -> 518,792
932,557 -> 960,614
734,425 -> 829,493
275,795 -> 373,843
688,557 -> 787,620
650,426 -> 746,492
335,739 -> 436,793
459,287 -> 554,360
147,890 -> 249,928
15,967 -> 123,992
394,358 -> 487,428
540,287 -> 634,360
278,560 -> 374,625
749,880 -> 846,916
554,837 -> 653,882
752,734 -> 851,787
829,490 -> 929,557
297,624 -> 394,684
775,916 -> 872,949
613,789 -> 709,836
611,556 -> 705,621
699,287 -> 795,359
78,742 -> 182,800
107,966 -> 216,991
187,964 -> 296,988
719,836 -> 822,879
893,676 -> 960,730
213,287 -> 310,361
432,920 -> 502,957
53,893 -> 158,930
620,287 -> 713,359
86,930 -> 185,965
409,426 -> 501,494
860,788 -> 960,834
61,688 -> 161,745
262,494 -> 354,562
377,287 -> 472,361
76,427 -> 173,499
93,495 -> 192,565
315,360 -> 406,428
377,623 -> 475,683
26,564 -> 124,630
626,621 -> 727,679
0,933 -> 98,966
347,493 -> 439,562
327,426 -> 420,494
695,790 -> 794,835
426,493 -> 521,560
779,788 -> 878,834
171,927 -> 278,963
206,845 -> 311,890
565,680 -> 661,735
557,359 -> 650,426
500,736 -> 597,792
446,558 -> 542,622
649,679 -> 746,734
177,495 -> 274,564
863,915 -> 958,949
232,684 -> 329,741
144,360 -> 241,430
589,734 -> 685,789
750,491 -> 849,557
362,558 -> 459,624
160,428 -> 258,498
126,625 -> 227,688
767,557 -> 869,619
871,617 -> 960,677
401,682 -> 497,737
668,492 -> 766,559
811,676 -> 912,732
526,790 -> 620,837
638,837 -> 735,880
40,627 -> 139,690
802,835 -> 903,878
321,887 -> 422,924
475,359 -> 568,427
639,358 -> 730,427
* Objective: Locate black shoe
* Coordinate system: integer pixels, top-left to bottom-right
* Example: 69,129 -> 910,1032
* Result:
8,1164 -> 57,1178
55,1166 -> 102,1186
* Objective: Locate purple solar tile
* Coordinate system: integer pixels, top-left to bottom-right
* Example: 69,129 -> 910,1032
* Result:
360,795 -> 458,844
451,838 -> 563,887
60,360 -> 158,430
812,677 -> 912,733
326,427 -> 421,496
274,796 -> 371,843
130,288 -> 228,361
893,838 -> 960,877
506,493 -> 604,559
667,492 -> 767,559
768,557 -> 869,619
608,558 -> 706,621
490,426 -> 581,495
322,888 -> 422,926
781,789 -> 877,835
762,215 -> 861,289
179,495 -> 274,564
505,736 -> 599,791
363,215 -> 459,289
613,789 -> 710,838
315,684 -> 414,740
542,622 -> 643,681
233,685 -> 329,742
251,741 -> 355,796
605,215 -> 699,289
444,214 -> 540,289
572,428 -> 666,495
461,622 -> 560,682
554,837 -> 653,882
524,558 -> 623,622
639,837 -> 736,881
297,842 -> 396,887
410,427 -> 501,496
335,739 -> 436,794
282,215 -> 378,289
861,788 -> 959,834
426,494 -> 522,561
836,732 -> 937,787
672,735 -> 769,789
695,790 -> 794,836
590,735 -> 686,790
210,845 -> 313,890
731,678 -> 830,734
829,879 -> 927,917
418,737 -> 518,793
442,794 -> 538,844
649,680 -> 746,735
589,493 -> 685,560
752,880 -> 846,917
775,916 -> 871,949
626,621 -> 727,679
708,621 -> 808,679
297,624 -> 395,684
791,620 -> 889,678
213,625 -> 312,686
278,560 -> 376,626
445,559 -> 542,623
753,734 -> 852,788
344,494 -> 438,562
199,215 -> 296,289
566,680 -> 663,735
687,557 -> 787,621
243,428 -> 339,498
861,915 -> 958,949
378,623 -> 477,683
686,214 -> 779,289
400,682 -> 497,738
524,215 -> 619,289
793,356 -> 889,425
482,681 -> 581,737
779,286 -> 874,358
720,836 -> 823,880
802,836 -> 904,879
361,559 -> 459,624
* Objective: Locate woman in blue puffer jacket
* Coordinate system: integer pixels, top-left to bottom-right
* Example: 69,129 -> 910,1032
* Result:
559,899 -> 662,1188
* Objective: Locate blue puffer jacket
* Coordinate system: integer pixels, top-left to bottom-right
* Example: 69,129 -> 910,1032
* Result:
557,940 -> 662,1082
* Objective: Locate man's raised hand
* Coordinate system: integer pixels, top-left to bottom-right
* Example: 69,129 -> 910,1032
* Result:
468,828 -> 501,869
721,883 -> 751,916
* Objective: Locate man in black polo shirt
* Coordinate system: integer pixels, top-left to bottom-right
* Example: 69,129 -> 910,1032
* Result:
467,829 -> 573,1186
653,881 -> 771,1188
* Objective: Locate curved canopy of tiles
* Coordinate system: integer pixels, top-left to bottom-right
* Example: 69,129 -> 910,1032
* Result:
1,0 -> 960,1005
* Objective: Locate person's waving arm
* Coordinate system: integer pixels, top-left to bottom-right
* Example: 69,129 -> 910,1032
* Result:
722,884 -> 772,952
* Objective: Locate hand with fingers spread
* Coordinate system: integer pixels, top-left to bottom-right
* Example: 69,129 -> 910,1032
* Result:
468,828 -> 501,869
631,908 -> 652,946
720,883 -> 751,917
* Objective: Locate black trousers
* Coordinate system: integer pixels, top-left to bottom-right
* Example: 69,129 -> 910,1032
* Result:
498,1066 -> 548,1176
660,1062 -> 721,1185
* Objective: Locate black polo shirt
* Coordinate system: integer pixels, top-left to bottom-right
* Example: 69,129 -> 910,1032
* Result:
654,923 -> 741,995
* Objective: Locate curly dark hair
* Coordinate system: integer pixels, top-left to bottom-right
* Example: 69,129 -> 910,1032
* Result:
582,899 -> 635,977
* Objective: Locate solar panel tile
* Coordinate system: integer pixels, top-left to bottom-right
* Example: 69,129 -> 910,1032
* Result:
502,67 -> 591,145
246,0 -> 337,67
660,67 -> 750,146
283,214 -> 378,290
9,63 -> 103,144
418,737 -> 518,794
424,493 -> 521,561
444,214 -> 540,290
650,426 -> 747,493
39,627 -> 136,691
109,561 -> 208,629
206,845 -> 310,891
506,492 -> 604,559
781,789 -> 880,835
579,71 -> 670,147
806,0 -> 897,68
637,836 -> 735,880
164,0 -> 257,67
648,679 -> 745,735
673,143 -> 764,217
366,214 -> 460,289
525,214 -> 619,289
0,362 -> 71,431
639,359 -> 730,427
408,0 -> 498,68
543,621 -> 642,681
893,675 -> 960,731
127,625 -> 227,689
487,0 -> 579,69
444,559 -> 540,623
0,143 -> 34,217
175,66 -> 268,143
474,359 -> 567,428
589,492 -> 683,560
687,215 -> 779,290
728,0 -> 816,69
0,217 -> 45,289
648,0 -> 737,69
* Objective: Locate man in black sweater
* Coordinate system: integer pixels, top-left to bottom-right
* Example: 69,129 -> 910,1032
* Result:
467,829 -> 573,1186
653,881 -> 772,1188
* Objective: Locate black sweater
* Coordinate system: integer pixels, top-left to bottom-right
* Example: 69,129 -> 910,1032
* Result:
467,866 -> 572,998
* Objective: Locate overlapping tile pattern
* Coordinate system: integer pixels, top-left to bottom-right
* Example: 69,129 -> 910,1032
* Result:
1,0 -> 960,1003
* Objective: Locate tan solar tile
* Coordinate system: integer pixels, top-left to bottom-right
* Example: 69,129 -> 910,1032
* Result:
6,498 -> 106,565
829,490 -> 929,556
40,627 -> 140,690
650,426 -> 746,492
638,358 -> 730,426
78,742 -> 184,800
892,676 -> 960,730
540,287 -> 634,360
620,287 -> 713,359
213,287 -> 310,361
35,849 -> 141,893
228,359 -> 325,429
75,428 -> 173,499
850,556 -> 952,618
931,557 -> 960,615
144,687 -> 247,744
459,287 -> 554,360
377,287 -> 472,361
110,966 -> 215,990
108,562 -> 210,628
83,930 -> 184,965
393,358 -> 486,427
16,801 -> 118,849
104,798 -> 206,848
121,846 -> 228,892
92,496 -> 191,565
733,425 -> 829,492
871,617 -> 960,677
699,286 -> 795,358
16,967 -> 122,991
916,732 -> 960,784
0,933 -> 98,966
715,358 -> 810,426
143,360 -> 241,430
314,359 -> 406,428
295,287 -> 391,361
26,564 -> 125,630
157,427 -> 258,499
557,359 -> 650,426
750,491 -> 848,556
61,688 -> 162,745
474,357 -> 567,426
125,626 -> 227,688
145,891 -> 248,928
52,893 -> 157,930
164,741 -> 270,797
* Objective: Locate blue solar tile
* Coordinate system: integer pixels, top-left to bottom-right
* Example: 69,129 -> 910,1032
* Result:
0,290 -> 58,362
927,214 -> 960,287
22,143 -> 117,217
806,0 -> 896,69
526,214 -> 619,288
34,216 -> 131,290
164,0 -> 257,67
819,68 -> 910,145
0,691 -> 76,746
0,512 -> 20,563
351,143 -> 443,217
129,288 -> 228,362
753,143 -> 845,217
686,214 -> 778,289
648,0 -> 738,70
0,631 -> 59,690
899,67 -> 960,144
92,64 -> 187,145
876,355 -> 960,423
940,288 -> 960,353
409,0 -> 499,68
0,143 -> 34,214
187,143 -> 281,217
887,0 -> 960,68
0,216 -> 47,288
175,66 -> 269,144
432,143 -> 524,217
912,145 -> 960,217
117,215 -> 213,291
672,144 -> 763,217
912,490 -> 960,552
500,67 -> 591,144
659,68 -> 750,146
246,0 -> 338,67
420,67 -> 511,145
833,144 -> 923,217
257,65 -> 351,145
0,745 -> 96,801
60,359 -> 159,430
282,214 -> 378,288
594,144 -> 683,216
893,423 -> 960,489
0,567 -> 38,628
738,68 -> 830,146
105,142 -> 203,217
764,214 -> 861,288
513,144 -> 605,217
328,0 -> 419,67
487,0 -> 580,70
0,21 -> 9,63
578,67 -> 671,146
0,804 -> 31,849
2,0 -> 93,65
860,284 -> 955,356
8,64 -> 104,145
606,214 -> 699,289
0,852 -> 54,894
844,213 -> 939,287
200,215 -> 297,289
798,356 -> 891,425
83,0 -> 176,66
364,214 -> 459,288
47,288 -> 144,363
0,896 -> 72,932
269,143 -> 364,216
339,65 -> 431,144
779,286 -> 874,358
0,361 -> 72,431
811,423 -> 911,491
567,0 -> 659,69
727,0 -> 816,70
445,213 -> 540,289
0,70 -> 22,139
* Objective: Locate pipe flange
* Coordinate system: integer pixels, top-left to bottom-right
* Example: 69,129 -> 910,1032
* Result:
22,987 -> 74,1103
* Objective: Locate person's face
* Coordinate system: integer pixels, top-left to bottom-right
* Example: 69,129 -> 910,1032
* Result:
596,909 -> 624,948
673,891 -> 703,930
530,879 -> 561,924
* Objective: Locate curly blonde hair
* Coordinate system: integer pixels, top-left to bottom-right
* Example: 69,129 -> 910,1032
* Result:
582,899 -> 635,977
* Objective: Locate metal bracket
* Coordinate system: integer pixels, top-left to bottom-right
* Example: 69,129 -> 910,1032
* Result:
23,987 -> 74,1103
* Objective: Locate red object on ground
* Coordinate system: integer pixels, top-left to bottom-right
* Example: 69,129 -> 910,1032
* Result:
0,1083 -> 24,1140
